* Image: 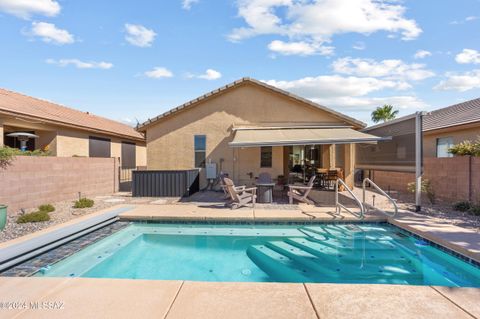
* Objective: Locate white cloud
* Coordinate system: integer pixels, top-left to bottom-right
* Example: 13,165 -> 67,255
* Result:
198,69 -> 222,80
352,42 -> 366,50
182,0 -> 199,10
0,0 -> 60,19
414,50 -> 431,59
187,69 -> 222,80
434,70 -> 480,92
124,24 -> 156,47
311,95 -> 428,112
263,76 -> 427,118
144,67 -> 173,79
46,59 -> 113,69
263,75 -> 408,99
30,22 -> 74,45
450,16 -> 478,25
455,49 -> 480,64
268,40 -> 333,56
332,57 -> 435,81
229,0 -> 421,56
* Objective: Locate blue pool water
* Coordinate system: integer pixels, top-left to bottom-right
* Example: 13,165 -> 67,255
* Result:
35,223 -> 480,287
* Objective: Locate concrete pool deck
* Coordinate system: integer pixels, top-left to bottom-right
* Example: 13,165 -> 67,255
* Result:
0,277 -> 479,319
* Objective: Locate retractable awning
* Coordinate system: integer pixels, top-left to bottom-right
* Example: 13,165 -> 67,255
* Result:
229,126 -> 387,147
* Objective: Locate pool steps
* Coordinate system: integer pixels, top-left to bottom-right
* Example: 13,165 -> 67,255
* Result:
247,225 -> 426,284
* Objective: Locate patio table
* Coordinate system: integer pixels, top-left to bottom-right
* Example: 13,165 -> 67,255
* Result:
256,182 -> 275,203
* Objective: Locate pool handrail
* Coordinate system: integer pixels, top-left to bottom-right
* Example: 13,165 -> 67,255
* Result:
335,178 -> 365,219
362,178 -> 398,218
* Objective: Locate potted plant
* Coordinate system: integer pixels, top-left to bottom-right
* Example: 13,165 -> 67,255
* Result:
0,205 -> 6,230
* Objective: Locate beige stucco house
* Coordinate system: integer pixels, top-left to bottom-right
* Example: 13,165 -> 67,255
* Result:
0,88 -> 146,168
422,98 -> 480,158
137,78 -> 383,189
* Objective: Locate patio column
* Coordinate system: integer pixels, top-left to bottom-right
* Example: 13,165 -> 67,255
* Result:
0,121 -> 3,147
329,145 -> 336,168
321,144 -> 335,168
344,143 -> 355,189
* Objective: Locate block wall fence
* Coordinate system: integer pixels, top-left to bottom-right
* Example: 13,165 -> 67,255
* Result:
371,157 -> 480,203
0,156 -> 119,212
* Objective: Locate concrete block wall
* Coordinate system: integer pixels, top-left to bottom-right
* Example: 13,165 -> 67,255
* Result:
372,156 -> 480,203
0,156 -> 119,212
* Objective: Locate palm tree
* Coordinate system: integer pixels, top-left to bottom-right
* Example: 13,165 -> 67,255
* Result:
371,104 -> 399,123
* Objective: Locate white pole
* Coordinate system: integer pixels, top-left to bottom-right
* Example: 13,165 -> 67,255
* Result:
415,112 -> 424,212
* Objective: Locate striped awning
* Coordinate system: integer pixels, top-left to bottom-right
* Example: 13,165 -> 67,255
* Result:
229,127 -> 386,147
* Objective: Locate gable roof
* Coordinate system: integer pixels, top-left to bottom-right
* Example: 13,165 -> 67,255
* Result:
423,97 -> 480,132
0,88 -> 144,141
136,77 -> 366,131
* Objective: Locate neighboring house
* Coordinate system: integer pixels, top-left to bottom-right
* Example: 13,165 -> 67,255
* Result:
0,88 -> 146,168
137,77 -> 384,188
423,98 -> 480,158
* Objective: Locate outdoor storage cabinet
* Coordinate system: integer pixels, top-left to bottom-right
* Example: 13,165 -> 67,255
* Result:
132,170 -> 199,197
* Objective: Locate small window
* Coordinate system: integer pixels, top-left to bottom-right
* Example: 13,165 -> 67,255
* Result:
436,137 -> 454,158
89,136 -> 111,158
260,146 -> 272,168
194,135 -> 206,168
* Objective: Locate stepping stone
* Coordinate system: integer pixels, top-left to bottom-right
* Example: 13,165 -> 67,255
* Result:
130,199 -> 151,204
150,199 -> 168,205
103,198 -> 126,203
95,196 -> 112,199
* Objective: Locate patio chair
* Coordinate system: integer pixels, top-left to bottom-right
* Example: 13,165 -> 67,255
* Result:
223,178 -> 257,209
219,173 -> 232,199
287,175 -> 316,205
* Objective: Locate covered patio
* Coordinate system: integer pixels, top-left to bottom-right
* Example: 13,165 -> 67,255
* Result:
227,125 -> 386,205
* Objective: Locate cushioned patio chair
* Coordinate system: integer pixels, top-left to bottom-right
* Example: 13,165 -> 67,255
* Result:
287,175 -> 316,205
223,177 -> 257,209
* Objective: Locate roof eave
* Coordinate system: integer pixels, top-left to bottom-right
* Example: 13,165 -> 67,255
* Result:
0,110 -> 145,142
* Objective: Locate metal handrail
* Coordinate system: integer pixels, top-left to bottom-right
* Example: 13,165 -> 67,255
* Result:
362,178 -> 398,217
335,178 -> 365,219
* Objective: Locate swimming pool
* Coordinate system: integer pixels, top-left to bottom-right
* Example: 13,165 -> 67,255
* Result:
35,222 -> 480,287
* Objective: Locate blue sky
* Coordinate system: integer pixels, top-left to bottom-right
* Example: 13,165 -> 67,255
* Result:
0,0 -> 480,125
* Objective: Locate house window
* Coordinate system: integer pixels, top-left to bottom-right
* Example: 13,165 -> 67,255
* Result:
121,142 -> 136,168
194,135 -> 206,168
436,137 -> 454,158
89,136 -> 111,158
260,146 -> 272,168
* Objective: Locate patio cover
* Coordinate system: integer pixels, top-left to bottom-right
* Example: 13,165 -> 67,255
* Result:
229,127 -> 386,147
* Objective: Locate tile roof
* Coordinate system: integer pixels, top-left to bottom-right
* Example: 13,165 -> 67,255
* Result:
423,98 -> 480,132
137,77 -> 366,131
0,88 -> 144,141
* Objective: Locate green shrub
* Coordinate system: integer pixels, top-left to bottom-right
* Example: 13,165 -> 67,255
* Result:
0,147 -> 51,170
407,179 -> 436,204
38,204 -> 55,213
74,198 -> 94,208
468,206 -> 480,216
17,210 -> 50,224
453,201 -> 472,212
448,138 -> 480,156
0,147 -> 16,169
